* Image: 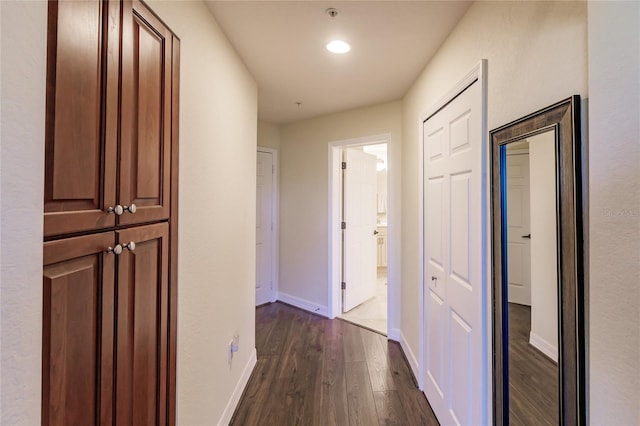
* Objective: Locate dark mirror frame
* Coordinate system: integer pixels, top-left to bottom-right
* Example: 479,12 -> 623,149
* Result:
490,96 -> 586,425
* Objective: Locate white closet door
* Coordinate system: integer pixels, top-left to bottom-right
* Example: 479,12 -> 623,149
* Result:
423,80 -> 485,425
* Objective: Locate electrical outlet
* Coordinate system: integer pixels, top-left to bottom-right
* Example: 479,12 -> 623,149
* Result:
229,334 -> 239,354
228,333 -> 240,366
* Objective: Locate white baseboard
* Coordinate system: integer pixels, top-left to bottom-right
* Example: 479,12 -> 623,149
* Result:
277,292 -> 329,317
387,327 -> 401,342
218,348 -> 257,426
399,330 -> 419,381
529,331 -> 558,363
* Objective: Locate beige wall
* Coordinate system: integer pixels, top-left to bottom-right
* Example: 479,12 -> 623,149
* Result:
588,2 -> 640,423
0,1 -> 47,424
279,101 -> 402,327
258,120 -> 281,150
147,1 -> 258,424
400,0 -> 587,373
0,0 -> 259,423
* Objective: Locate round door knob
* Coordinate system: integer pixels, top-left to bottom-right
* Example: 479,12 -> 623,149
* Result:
124,204 -> 137,214
122,241 -> 136,252
107,205 -> 124,215
106,244 -> 123,255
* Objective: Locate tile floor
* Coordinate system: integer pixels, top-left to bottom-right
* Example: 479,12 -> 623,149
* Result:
339,269 -> 388,335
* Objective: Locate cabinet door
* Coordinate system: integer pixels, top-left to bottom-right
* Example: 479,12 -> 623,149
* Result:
43,232 -> 116,426
115,222 -> 169,425
44,0 -> 120,237
118,0 -> 173,226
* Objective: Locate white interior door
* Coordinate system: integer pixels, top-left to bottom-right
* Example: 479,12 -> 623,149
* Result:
423,80 -> 484,425
343,148 -> 377,312
506,151 -> 532,306
256,151 -> 274,305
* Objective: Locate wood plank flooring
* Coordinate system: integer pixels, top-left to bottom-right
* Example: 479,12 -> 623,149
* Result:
508,303 -> 559,425
231,302 -> 438,426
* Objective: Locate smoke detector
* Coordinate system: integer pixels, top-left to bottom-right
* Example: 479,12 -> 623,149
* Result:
326,8 -> 339,18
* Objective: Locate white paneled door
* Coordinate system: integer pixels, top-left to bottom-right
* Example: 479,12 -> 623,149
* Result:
507,152 -> 532,306
256,150 -> 274,306
423,80 -> 485,425
343,148 -> 378,312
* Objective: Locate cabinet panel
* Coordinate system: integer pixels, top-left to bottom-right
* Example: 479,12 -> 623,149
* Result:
43,232 -> 115,426
119,0 -> 172,226
44,0 -> 119,237
376,227 -> 388,268
116,222 -> 169,425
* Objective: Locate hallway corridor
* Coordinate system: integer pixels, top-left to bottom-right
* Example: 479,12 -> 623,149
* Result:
231,302 -> 437,425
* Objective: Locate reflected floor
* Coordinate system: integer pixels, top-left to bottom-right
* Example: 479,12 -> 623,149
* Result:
509,303 -> 558,426
339,269 -> 387,335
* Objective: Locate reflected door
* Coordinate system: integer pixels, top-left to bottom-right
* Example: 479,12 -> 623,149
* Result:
506,151 -> 531,306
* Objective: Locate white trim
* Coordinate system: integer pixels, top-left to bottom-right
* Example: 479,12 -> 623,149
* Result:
327,134 -> 396,334
387,327 -> 401,342
257,146 -> 279,303
418,59 -> 490,422
529,331 -> 558,363
277,291 -> 329,318
422,61 -> 486,121
218,348 -> 257,426
418,112 -> 426,390
399,330 -> 420,383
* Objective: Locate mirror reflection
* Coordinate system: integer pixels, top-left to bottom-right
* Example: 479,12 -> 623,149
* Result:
504,130 -> 559,425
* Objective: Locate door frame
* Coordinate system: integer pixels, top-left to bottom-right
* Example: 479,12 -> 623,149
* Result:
328,133 -> 398,337
257,146 -> 279,303
418,60 -> 490,420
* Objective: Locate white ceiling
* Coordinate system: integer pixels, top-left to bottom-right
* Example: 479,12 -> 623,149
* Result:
205,1 -> 472,124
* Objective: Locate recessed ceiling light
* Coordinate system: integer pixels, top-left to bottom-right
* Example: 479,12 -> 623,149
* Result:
326,40 -> 351,54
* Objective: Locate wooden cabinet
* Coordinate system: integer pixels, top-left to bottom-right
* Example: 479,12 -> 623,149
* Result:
44,0 -> 173,237
42,232 -> 115,426
118,1 -> 173,227
115,223 -> 169,425
44,0 -> 119,237
43,223 -> 169,426
43,1 -> 179,425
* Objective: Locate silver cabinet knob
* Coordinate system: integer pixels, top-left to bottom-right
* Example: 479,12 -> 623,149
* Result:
122,241 -> 136,252
123,203 -> 137,214
106,244 -> 123,255
107,205 -> 124,215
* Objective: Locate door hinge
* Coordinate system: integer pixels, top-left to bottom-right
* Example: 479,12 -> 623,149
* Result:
341,161 -> 347,170
341,282 -> 346,290
341,222 -> 346,230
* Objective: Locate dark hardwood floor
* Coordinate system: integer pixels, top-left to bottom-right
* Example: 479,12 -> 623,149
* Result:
231,302 -> 438,426
508,303 -> 559,425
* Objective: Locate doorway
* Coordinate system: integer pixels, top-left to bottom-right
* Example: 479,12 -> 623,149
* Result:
256,147 -> 278,306
339,144 -> 388,334
328,134 -> 392,336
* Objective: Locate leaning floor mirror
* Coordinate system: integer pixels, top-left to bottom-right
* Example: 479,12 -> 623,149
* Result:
490,96 -> 585,425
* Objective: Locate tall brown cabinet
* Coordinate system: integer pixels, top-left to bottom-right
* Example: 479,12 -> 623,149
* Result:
42,1 -> 179,424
